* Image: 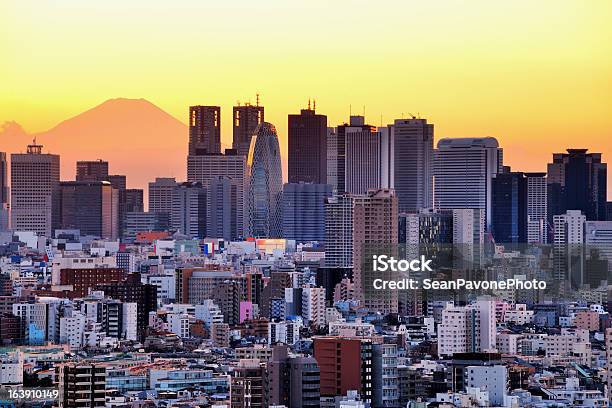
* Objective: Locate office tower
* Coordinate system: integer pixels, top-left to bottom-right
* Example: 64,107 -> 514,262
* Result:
353,189 -> 398,315
288,105 -> 327,183
585,221 -> 612,276
123,212 -> 170,241
266,345 -> 320,408
10,142 -> 60,236
58,363 -> 106,408
393,118 -> 434,212
107,174 -> 126,190
548,149 -> 607,223
324,194 -> 354,269
148,177 -> 177,215
188,151 -> 247,239
434,137 -> 503,229
313,337 -> 373,403
124,188 -> 144,212
0,152 -> 8,230
326,127 -> 338,190
76,160 -> 108,182
526,172 -> 548,244
453,208 -> 485,269
247,122 -> 283,238
282,183 -> 332,243
170,182 -> 207,239
398,209 -> 453,246
59,181 -> 119,239
553,210 -> 586,284
491,171 -> 527,244
233,103 -> 264,156
189,105 -> 221,155
207,176 -> 239,240
333,116 -> 393,195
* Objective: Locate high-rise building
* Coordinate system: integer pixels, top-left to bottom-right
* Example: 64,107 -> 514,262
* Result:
453,208 -> 485,269
553,210 -> 586,285
326,127 -> 338,191
187,150 -> 247,239
392,118 -> 434,212
333,116 -> 393,195
282,183 -> 332,243
288,106 -> 327,184
372,343 -> 399,407
189,105 -> 221,155
526,172 -> 548,244
434,137 -> 503,229
124,188 -> 144,212
59,181 -> 119,239
233,103 -> 264,157
58,363 -> 106,408
0,152 -> 8,230
207,176 -> 239,240
398,209 -> 453,246
266,345 -> 320,408
313,336 -> 373,403
10,142 -> 60,236
76,160 -> 108,182
148,177 -> 177,215
324,194 -> 354,269
438,298 -> 497,356
247,122 -> 283,238
491,171 -> 527,244
231,359 -> 266,408
353,189 -> 398,315
547,149 -> 607,223
170,182 -> 207,239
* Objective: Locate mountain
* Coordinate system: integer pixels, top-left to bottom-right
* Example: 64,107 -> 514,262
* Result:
0,98 -> 188,192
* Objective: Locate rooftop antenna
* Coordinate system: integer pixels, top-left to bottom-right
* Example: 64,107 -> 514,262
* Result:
349,104 -> 352,117
256,93 -> 260,107
308,98 -> 311,110
313,99 -> 316,110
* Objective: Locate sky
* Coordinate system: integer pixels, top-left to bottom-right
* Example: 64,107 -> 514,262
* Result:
1,0 -> 611,181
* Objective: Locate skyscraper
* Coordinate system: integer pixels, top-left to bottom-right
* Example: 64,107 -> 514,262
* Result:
189,105 -> 221,155
207,176 -> 239,240
547,149 -> 607,223
170,182 -> 207,239
76,160 -> 109,182
393,118 -> 434,212
324,194 -> 354,270
59,181 -> 119,239
124,189 -> 144,213
333,116 -> 393,195
526,172 -> 548,244
11,142 -> 60,236
187,150 -> 247,239
353,189 -> 399,315
148,177 -> 177,215
491,171 -> 527,244
434,137 -> 503,229
233,103 -> 264,157
247,122 -> 283,238
0,152 -> 8,230
282,183 -> 332,243
288,105 -> 327,184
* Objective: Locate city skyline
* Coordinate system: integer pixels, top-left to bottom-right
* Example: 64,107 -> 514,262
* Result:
2,1 -> 611,191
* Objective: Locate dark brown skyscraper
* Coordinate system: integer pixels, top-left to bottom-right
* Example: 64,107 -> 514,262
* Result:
189,105 -> 221,155
288,105 -> 327,183
76,160 -> 109,182
232,103 -> 264,156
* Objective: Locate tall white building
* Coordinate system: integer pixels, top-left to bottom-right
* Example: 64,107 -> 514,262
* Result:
438,298 -> 497,356
326,127 -> 338,191
301,287 -> 326,328
324,194 -> 354,269
553,210 -> 586,283
10,143 -> 60,236
392,118 -> 433,212
453,209 -> 485,269
526,172 -> 548,244
170,182 -> 206,239
434,137 -> 503,229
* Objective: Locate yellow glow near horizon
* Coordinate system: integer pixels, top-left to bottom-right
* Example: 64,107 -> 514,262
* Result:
1,0 -> 611,179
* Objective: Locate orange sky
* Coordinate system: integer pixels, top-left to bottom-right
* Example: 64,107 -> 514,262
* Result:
1,1 -> 611,187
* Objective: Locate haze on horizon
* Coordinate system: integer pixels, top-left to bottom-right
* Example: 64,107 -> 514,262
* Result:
1,0 -> 611,191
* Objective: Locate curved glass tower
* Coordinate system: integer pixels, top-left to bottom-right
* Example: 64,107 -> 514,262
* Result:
247,122 -> 283,238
